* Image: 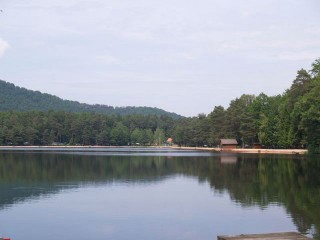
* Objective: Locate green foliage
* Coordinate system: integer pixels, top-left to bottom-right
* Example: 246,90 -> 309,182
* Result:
110,122 -> 130,145
310,58 -> 320,78
0,80 -> 182,119
208,106 -> 227,145
153,128 -> 165,146
0,111 -> 175,146
226,94 -> 256,143
292,77 -> 320,153
240,110 -> 257,146
130,128 -> 144,145
171,58 -> 320,151
256,95 -> 282,147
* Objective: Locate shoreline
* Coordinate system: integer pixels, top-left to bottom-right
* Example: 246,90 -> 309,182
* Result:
171,146 -> 307,155
0,145 -> 308,154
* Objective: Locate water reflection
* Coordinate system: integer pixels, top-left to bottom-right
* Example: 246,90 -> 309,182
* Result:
220,156 -> 238,164
0,151 -> 319,239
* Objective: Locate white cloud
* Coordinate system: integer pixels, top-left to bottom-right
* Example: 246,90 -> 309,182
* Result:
0,38 -> 9,57
96,54 -> 118,65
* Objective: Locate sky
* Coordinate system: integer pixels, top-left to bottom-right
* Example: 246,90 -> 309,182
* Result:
0,0 -> 319,116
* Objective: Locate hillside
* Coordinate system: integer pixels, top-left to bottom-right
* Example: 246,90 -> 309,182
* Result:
0,80 -> 182,118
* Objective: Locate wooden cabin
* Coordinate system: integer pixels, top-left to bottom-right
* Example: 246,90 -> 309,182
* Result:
220,139 -> 238,149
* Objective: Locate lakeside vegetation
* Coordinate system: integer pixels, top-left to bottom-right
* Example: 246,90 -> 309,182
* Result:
0,58 -> 319,153
0,112 -> 173,146
174,58 -> 320,153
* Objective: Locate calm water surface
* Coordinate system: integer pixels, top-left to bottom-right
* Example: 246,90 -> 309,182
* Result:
0,148 -> 319,240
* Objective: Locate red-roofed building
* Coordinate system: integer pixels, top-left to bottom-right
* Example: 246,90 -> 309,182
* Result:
166,138 -> 173,145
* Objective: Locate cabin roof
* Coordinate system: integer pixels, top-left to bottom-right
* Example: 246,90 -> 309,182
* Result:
220,139 -> 238,145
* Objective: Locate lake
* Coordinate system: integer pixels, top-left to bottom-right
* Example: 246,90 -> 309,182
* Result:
0,148 -> 319,240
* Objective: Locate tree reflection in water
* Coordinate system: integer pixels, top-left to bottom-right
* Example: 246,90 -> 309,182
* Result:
0,151 -> 319,239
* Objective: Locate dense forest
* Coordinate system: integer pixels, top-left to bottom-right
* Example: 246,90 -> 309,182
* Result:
0,112 -> 173,146
173,58 -> 320,153
0,80 -> 181,118
0,58 -> 319,153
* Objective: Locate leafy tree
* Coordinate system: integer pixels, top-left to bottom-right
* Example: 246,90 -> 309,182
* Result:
310,58 -> 320,78
130,128 -> 145,145
144,129 -> 154,146
96,130 -> 110,146
153,128 -> 165,146
292,77 -> 320,153
287,69 -> 311,111
226,94 -> 255,144
240,110 -> 257,147
193,114 -> 210,147
208,106 -> 227,146
110,122 -> 130,146
257,95 -> 282,148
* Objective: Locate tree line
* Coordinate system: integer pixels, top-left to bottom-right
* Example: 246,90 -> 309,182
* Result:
0,58 -> 319,153
0,112 -> 173,146
172,58 -> 320,153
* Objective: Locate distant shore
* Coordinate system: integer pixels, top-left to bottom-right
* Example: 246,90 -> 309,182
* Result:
171,146 -> 308,155
0,145 -> 308,154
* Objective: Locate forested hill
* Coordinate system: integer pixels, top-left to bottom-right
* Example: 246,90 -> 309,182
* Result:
0,80 -> 181,118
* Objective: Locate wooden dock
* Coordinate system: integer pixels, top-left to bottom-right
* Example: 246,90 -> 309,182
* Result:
218,232 -> 312,240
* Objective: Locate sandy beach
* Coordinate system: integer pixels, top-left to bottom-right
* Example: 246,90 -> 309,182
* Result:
170,146 -> 308,155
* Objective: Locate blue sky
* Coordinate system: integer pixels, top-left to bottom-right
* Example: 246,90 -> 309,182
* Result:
0,0 -> 319,116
